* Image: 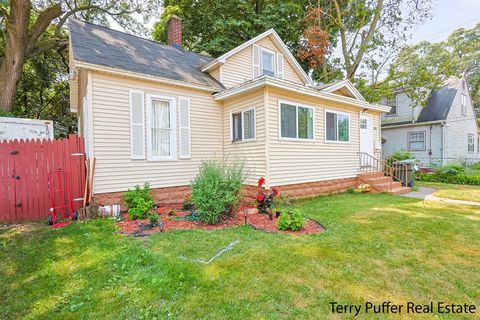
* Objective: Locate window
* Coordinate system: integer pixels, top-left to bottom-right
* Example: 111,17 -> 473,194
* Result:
325,110 -> 349,142
360,118 -> 367,129
261,48 -> 275,76
468,134 -> 474,152
407,131 -> 426,151
280,102 -> 314,140
385,95 -> 397,116
461,93 -> 467,116
146,95 -> 176,160
232,109 -> 255,142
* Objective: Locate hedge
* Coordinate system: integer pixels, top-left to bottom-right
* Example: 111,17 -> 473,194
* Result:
416,173 -> 480,186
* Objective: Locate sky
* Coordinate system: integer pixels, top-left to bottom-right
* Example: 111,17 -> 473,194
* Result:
408,0 -> 480,44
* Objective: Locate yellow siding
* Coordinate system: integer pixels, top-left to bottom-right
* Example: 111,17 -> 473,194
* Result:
223,89 -> 266,185
209,66 -> 221,83
90,71 -> 223,194
266,87 -> 363,187
220,35 -> 305,88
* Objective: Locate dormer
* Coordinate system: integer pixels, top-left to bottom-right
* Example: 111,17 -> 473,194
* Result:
201,29 -> 312,88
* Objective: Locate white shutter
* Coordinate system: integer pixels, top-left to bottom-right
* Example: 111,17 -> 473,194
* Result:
276,53 -> 284,79
178,98 -> 191,158
130,91 -> 145,159
252,44 -> 261,78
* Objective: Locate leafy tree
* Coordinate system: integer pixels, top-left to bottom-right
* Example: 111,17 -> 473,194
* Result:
366,24 -> 480,109
0,0 -> 159,112
152,0 -> 308,57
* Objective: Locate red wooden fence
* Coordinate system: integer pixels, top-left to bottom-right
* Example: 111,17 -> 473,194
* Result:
0,134 -> 86,223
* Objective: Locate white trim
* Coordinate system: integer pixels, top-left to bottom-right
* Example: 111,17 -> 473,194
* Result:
407,131 -> 426,151
74,60 -> 220,93
86,71 -> 94,159
213,76 -> 391,113
324,108 -> 351,143
382,120 -> 445,129
146,94 -> 177,161
200,29 -> 313,86
318,79 -> 366,101
178,97 -> 191,159
278,99 -> 315,141
276,52 -> 284,79
129,90 -> 145,159
231,108 -> 256,142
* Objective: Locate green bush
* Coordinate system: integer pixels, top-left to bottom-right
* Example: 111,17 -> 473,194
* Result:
386,150 -> 413,166
416,173 -> 480,185
277,208 -> 305,231
437,164 -> 464,176
123,183 -> 154,220
191,159 -> 246,224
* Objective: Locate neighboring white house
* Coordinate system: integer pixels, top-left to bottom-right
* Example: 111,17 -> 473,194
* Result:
381,76 -> 479,166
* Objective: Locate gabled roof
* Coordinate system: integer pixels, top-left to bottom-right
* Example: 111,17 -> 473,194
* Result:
315,79 -> 366,101
200,29 -> 313,87
68,19 -> 223,90
383,77 -> 460,127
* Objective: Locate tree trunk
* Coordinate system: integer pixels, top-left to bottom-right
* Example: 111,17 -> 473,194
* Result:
0,0 -> 31,112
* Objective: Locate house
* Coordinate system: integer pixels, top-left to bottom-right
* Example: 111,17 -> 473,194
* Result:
68,16 -> 400,205
381,77 -> 479,166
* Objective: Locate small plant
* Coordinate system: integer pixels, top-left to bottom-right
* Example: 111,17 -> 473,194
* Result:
182,196 -> 195,211
124,183 -> 154,220
191,159 -> 246,224
277,208 -> 305,231
168,208 -> 175,216
148,212 -> 160,226
438,164 -> 464,176
256,177 -> 279,214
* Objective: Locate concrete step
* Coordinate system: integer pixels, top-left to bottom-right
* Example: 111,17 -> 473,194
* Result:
357,171 -> 384,179
372,181 -> 403,192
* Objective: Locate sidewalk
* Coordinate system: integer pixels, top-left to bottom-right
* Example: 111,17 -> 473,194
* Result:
401,186 -> 480,207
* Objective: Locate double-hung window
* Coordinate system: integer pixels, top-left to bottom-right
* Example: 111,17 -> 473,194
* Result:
232,109 -> 255,142
279,102 -> 314,140
407,131 -> 426,151
146,94 -> 176,160
261,48 -> 275,76
385,95 -> 397,116
468,134 -> 474,152
325,110 -> 349,142
461,94 -> 467,116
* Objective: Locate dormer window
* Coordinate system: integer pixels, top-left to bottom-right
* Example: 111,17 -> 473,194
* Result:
261,48 -> 275,76
461,93 -> 467,116
385,95 -> 397,116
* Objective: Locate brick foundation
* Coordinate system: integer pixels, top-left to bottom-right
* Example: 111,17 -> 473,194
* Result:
94,177 -> 359,208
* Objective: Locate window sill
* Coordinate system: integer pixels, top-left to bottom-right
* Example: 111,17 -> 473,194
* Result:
232,139 -> 256,143
325,139 -> 351,144
279,137 -> 315,142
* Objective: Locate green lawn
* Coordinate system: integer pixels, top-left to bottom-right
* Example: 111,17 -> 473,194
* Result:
417,181 -> 480,202
1,193 -> 479,319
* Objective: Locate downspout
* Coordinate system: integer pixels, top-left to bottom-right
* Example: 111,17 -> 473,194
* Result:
264,87 -> 270,189
441,122 -> 446,165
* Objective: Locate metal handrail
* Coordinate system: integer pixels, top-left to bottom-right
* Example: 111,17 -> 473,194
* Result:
358,152 -> 409,192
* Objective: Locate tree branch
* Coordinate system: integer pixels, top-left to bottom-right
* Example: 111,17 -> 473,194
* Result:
26,3 -> 62,56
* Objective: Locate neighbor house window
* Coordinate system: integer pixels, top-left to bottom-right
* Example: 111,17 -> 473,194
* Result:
146,95 -> 176,160
385,95 -> 397,116
232,109 -> 255,142
280,102 -> 314,140
468,134 -> 474,152
461,93 -> 467,116
325,110 -> 350,142
261,48 -> 275,76
407,131 -> 426,151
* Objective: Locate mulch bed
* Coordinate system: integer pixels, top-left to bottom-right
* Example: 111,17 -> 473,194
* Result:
117,204 -> 325,236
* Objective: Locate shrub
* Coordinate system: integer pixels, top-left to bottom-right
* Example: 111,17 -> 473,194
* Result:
148,212 -> 160,226
437,164 -> 464,176
386,150 -> 413,166
182,196 -> 195,211
191,159 -> 246,224
123,183 -> 154,220
277,208 -> 305,231
416,173 -> 480,185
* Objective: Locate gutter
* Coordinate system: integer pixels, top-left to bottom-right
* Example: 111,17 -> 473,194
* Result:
214,76 -> 391,113
382,120 -> 445,129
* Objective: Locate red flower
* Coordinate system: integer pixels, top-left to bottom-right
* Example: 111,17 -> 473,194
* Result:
272,188 -> 279,197
258,177 -> 265,187
257,192 -> 265,202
